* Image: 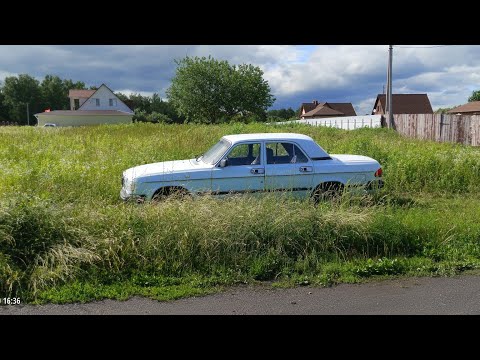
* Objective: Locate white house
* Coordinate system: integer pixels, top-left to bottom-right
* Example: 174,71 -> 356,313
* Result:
69,89 -> 96,110
35,84 -> 134,127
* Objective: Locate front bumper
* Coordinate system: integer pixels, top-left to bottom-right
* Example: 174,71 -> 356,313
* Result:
120,187 -> 130,200
120,188 -> 145,202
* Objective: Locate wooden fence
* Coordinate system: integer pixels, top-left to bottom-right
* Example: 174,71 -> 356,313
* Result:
391,114 -> 480,146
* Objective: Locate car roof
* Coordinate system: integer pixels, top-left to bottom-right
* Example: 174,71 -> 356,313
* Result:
222,133 -> 313,143
221,133 -> 330,158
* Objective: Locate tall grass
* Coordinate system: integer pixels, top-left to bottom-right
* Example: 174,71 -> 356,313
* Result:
1,123 -> 480,301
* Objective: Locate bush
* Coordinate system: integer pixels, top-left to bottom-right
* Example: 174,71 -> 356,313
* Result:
148,112 -> 173,124
133,109 -> 148,122
266,116 -> 287,123
355,258 -> 407,277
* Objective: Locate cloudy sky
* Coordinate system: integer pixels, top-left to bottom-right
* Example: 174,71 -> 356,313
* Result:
1,45 -> 479,115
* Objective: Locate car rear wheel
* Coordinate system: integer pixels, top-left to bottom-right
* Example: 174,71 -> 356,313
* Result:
311,182 -> 344,204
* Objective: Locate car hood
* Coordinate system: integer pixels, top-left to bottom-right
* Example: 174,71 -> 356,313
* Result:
124,159 -> 212,179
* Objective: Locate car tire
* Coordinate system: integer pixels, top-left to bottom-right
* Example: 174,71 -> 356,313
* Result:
312,183 -> 344,204
152,187 -> 190,202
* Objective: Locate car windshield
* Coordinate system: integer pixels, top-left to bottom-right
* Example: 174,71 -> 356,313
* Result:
200,138 -> 231,165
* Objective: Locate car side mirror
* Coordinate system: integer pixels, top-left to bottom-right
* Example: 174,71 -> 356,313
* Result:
219,158 -> 228,168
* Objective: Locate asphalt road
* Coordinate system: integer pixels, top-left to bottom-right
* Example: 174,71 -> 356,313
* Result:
2,275 -> 480,315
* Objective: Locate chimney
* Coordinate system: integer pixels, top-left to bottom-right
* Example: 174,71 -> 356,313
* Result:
312,100 -> 319,106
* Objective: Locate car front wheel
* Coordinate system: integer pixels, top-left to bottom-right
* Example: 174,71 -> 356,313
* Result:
152,186 -> 191,202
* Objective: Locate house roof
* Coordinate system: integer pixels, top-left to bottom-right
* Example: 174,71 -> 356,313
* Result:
374,94 -> 433,114
68,89 -> 96,98
34,110 -> 133,116
77,83 -> 133,113
447,101 -> 480,114
300,102 -> 319,114
301,101 -> 357,118
328,103 -> 357,116
303,105 -> 345,117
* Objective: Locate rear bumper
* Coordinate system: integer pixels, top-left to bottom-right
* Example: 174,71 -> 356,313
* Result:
365,179 -> 384,191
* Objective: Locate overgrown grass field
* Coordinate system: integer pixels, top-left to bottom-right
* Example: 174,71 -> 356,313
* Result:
1,123 -> 480,303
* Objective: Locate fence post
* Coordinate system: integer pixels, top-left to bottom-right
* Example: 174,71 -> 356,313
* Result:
440,113 -> 443,142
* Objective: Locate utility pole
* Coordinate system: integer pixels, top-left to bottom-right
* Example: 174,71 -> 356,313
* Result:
386,45 -> 393,128
26,102 -> 30,126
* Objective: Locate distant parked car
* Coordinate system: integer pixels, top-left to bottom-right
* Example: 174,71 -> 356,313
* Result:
43,123 -> 57,127
120,133 -> 384,202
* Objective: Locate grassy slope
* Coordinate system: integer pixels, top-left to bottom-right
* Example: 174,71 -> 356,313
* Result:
1,123 -> 480,303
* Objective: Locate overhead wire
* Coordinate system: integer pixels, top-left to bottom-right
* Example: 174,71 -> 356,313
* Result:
393,45 -> 453,48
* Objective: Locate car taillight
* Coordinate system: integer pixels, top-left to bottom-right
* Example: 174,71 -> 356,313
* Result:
374,168 -> 383,177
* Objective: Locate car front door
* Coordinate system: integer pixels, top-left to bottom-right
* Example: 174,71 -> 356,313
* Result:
264,141 -> 314,198
211,142 -> 265,195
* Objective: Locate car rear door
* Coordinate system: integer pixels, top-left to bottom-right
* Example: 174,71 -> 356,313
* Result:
264,141 -> 314,197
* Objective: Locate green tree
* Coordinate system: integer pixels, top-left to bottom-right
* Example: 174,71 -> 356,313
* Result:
166,56 -> 275,123
115,92 -> 134,111
40,75 -> 70,111
0,88 -> 12,121
63,79 -> 86,93
268,107 -> 296,120
150,93 -> 185,123
2,74 -> 41,125
117,92 -> 185,123
435,107 -> 453,114
117,92 -> 149,113
468,90 -> 480,102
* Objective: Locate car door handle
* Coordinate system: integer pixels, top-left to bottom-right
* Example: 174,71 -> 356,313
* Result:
251,168 -> 265,174
299,166 -> 313,173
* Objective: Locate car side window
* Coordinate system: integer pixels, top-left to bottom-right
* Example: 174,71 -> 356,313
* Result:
225,143 -> 261,166
266,142 -> 309,164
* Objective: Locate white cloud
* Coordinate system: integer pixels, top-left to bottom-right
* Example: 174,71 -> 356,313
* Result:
262,46 -> 387,96
0,70 -> 18,82
114,89 -> 157,98
1,45 -> 480,112
355,97 -> 378,116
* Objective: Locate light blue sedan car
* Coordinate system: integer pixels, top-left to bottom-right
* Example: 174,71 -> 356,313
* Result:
120,133 -> 383,202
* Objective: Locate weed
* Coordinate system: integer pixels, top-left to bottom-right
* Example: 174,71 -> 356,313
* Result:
1,123 -> 480,302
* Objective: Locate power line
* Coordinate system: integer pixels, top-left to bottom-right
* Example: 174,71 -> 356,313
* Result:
394,45 -> 453,48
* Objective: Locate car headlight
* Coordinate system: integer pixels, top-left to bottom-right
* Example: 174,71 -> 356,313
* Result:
128,180 -> 135,192
122,176 -> 135,193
